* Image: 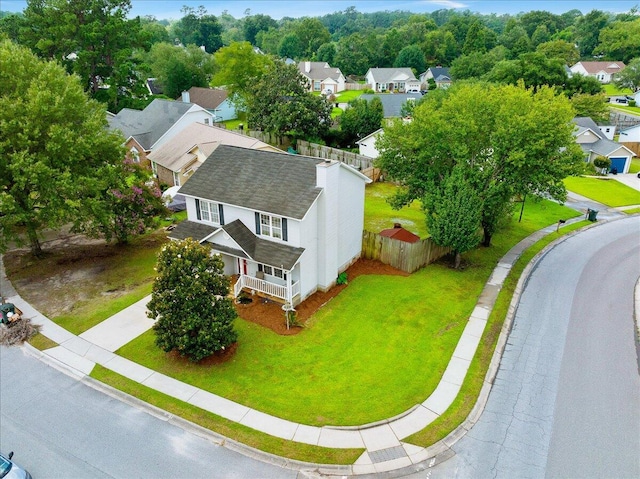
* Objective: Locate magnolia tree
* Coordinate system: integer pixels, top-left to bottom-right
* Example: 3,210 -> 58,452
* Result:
148,239 -> 238,362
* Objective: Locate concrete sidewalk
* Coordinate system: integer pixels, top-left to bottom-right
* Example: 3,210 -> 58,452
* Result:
0,196 -> 631,476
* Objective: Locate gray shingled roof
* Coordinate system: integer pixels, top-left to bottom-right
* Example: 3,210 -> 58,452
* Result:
168,221 -> 217,242
177,145 -> 324,219
298,62 -> 343,82
367,68 -> 418,83
579,138 -> 628,157
169,219 -> 305,270
107,99 -> 195,150
572,117 -> 604,139
360,93 -> 422,118
220,220 -> 304,270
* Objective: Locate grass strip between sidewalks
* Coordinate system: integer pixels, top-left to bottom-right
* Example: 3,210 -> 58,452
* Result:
404,220 -> 589,446
90,364 -> 364,465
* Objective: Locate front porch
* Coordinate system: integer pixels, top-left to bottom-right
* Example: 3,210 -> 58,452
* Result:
233,274 -> 300,305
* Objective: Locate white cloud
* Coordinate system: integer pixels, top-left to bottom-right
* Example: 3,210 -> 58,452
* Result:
424,0 -> 469,8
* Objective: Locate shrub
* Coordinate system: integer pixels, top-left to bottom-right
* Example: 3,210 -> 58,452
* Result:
630,100 -> 636,107
593,155 -> 611,175
148,239 -> 238,362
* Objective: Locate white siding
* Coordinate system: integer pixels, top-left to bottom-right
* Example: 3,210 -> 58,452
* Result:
298,203 -> 319,301
152,107 -> 215,150
620,125 -> 640,142
315,161 -> 340,290
336,166 -> 367,272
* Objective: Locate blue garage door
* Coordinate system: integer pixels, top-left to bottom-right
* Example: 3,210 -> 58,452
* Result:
609,157 -> 626,173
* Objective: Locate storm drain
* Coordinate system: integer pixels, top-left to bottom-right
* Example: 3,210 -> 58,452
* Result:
368,445 -> 407,463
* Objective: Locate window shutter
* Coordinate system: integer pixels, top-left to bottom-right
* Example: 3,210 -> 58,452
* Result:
195,199 -> 201,220
218,204 -> 224,225
282,218 -> 288,241
258,264 -> 263,272
255,212 -> 261,234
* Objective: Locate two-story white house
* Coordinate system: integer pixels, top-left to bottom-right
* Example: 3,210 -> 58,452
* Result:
169,145 -> 371,307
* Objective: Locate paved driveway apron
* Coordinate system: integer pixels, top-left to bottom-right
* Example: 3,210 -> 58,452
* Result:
421,216 -> 640,479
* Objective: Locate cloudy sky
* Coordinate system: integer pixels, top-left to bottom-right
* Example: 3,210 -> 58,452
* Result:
2,0 -> 637,20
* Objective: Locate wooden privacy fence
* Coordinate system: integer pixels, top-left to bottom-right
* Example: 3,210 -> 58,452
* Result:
296,140 -> 381,181
361,231 -> 451,274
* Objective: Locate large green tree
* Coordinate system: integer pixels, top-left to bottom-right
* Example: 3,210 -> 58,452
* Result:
594,17 -> 640,63
211,41 -> 273,106
376,81 -> 584,247
172,6 -> 223,53
246,63 -> 332,139
340,97 -> 384,146
0,40 -> 125,255
22,0 -> 143,112
423,165 -> 482,269
394,45 -> 425,73
615,57 -> 640,92
148,238 -> 238,363
147,42 -> 216,98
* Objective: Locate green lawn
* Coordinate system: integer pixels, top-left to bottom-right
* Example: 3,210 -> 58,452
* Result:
564,176 -> 640,207
364,182 -> 428,237
630,158 -> 640,174
116,196 -> 581,427
604,84 -> 633,96
334,90 -> 365,103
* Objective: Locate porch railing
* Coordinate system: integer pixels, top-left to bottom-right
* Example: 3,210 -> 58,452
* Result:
233,274 -> 299,302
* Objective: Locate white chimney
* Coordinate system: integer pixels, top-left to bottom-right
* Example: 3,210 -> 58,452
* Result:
181,91 -> 190,103
305,61 -> 311,73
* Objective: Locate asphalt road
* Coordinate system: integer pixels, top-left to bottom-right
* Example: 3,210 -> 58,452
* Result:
407,215 -> 640,479
0,346 -> 298,479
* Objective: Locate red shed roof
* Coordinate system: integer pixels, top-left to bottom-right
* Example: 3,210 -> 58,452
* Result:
379,224 -> 420,243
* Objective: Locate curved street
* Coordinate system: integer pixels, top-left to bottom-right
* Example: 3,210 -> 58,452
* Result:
412,215 -> 640,479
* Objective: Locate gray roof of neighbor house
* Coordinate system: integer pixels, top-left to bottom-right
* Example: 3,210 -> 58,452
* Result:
177,144 -> 324,219
573,117 -> 630,157
360,93 -> 422,117
428,67 -> 450,80
177,87 -> 228,110
367,68 -> 418,83
298,61 -> 344,81
147,122 -> 279,172
107,99 -> 196,150
572,117 -> 604,138
168,219 -> 305,269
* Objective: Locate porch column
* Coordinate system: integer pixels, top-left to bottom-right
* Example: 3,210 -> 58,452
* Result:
286,269 -> 292,305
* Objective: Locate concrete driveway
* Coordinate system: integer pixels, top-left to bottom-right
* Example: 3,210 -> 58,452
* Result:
613,172 -> 640,192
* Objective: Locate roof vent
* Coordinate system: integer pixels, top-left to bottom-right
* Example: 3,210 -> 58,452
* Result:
394,223 -> 402,229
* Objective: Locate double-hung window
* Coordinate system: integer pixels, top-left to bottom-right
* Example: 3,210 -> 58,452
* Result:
260,214 -> 282,239
199,200 -> 220,224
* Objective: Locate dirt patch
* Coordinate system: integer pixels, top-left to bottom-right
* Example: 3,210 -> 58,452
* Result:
234,258 -> 409,336
3,231 -> 168,318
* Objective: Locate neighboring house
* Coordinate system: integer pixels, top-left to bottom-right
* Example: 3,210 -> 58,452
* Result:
573,117 -> 635,173
177,87 -> 237,122
108,99 -> 214,170
619,123 -> 640,157
298,61 -> 346,94
365,68 -> 421,93
148,122 -> 281,187
380,223 -> 420,243
169,145 -> 371,307
356,128 -> 383,158
569,61 -> 626,83
619,123 -> 640,142
419,67 -> 451,89
359,93 -> 422,118
598,124 -> 617,140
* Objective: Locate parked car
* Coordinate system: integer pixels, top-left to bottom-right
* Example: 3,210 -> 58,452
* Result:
0,452 -> 32,479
